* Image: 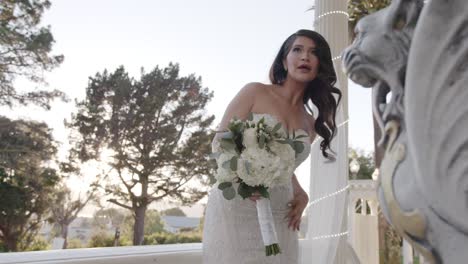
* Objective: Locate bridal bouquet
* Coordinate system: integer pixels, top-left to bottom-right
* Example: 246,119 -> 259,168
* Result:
211,113 -> 306,256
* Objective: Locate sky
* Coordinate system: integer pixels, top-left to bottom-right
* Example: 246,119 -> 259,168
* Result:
1,0 -> 374,217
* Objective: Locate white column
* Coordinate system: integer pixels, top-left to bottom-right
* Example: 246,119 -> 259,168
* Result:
361,199 -> 367,215
313,0 -> 350,240
305,1 -> 350,263
402,239 -> 414,264
317,2 -> 350,260
349,197 -> 359,244
314,0 -> 349,115
419,252 -> 427,264
367,199 -> 378,216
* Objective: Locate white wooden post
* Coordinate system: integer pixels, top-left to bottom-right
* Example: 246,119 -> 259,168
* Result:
402,239 -> 414,264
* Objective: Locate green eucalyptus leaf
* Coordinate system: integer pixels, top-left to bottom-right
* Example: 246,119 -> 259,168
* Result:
258,187 -> 270,199
294,134 -> 308,139
275,139 -> 289,144
222,186 -> 236,200
259,134 -> 265,149
220,138 -> 235,150
293,141 -> 305,154
238,182 -> 252,199
247,112 -> 254,121
218,181 -> 232,190
208,152 -> 221,160
220,131 -> 233,139
222,159 -> 232,170
271,123 -> 282,134
230,156 -> 238,171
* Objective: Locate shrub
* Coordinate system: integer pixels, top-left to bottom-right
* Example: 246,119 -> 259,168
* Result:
67,238 -> 83,249
25,236 -> 50,251
88,232 -> 114,248
144,231 -> 202,245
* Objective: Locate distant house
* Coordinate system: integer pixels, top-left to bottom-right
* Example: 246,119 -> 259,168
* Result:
38,217 -> 97,246
161,216 -> 200,233
67,217 -> 97,243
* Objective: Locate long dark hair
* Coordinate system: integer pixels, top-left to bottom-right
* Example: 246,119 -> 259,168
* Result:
269,29 -> 342,159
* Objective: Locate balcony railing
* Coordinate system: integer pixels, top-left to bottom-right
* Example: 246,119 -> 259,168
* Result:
1,180 -> 383,264
0,243 -> 203,264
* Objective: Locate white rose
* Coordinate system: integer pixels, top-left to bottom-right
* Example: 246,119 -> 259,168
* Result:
270,141 -> 295,161
267,141 -> 296,187
237,147 -> 280,187
215,152 -> 238,182
243,128 -> 257,147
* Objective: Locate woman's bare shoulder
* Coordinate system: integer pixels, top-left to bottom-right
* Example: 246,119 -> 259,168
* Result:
234,82 -> 275,105
240,82 -> 270,95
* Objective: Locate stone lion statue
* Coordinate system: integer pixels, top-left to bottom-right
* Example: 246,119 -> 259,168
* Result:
342,0 -> 468,263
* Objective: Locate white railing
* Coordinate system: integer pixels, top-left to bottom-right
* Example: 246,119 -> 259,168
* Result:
0,243 -> 203,264
348,179 -> 379,264
0,241 -> 325,264
1,180 -> 382,264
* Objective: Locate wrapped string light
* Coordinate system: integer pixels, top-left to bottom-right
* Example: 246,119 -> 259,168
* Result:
311,119 -> 349,146
311,231 -> 349,240
308,184 -> 350,207
313,10 -> 349,26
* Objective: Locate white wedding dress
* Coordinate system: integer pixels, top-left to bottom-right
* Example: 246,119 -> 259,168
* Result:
203,113 -> 312,264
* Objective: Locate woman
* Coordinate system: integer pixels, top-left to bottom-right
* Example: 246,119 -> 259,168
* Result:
202,29 -> 341,264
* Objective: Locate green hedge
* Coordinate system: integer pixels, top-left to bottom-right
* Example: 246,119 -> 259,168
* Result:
88,232 -> 131,247
88,232 -> 115,248
144,232 -> 202,245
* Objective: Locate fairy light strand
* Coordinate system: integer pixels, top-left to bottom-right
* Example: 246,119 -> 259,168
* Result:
332,55 -> 342,61
310,119 -> 349,146
311,9 -> 349,59
308,184 -> 350,206
314,10 -> 349,26
337,119 -> 349,128
310,231 -> 349,240
311,232 -> 349,241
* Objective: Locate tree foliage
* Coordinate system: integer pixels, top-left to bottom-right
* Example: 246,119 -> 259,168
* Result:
0,116 -> 59,251
161,207 -> 186,217
70,63 -> 215,244
0,0 -> 66,109
348,147 -> 375,180
48,183 -> 95,249
143,210 -> 165,235
93,208 -> 126,230
120,209 -> 165,239
348,0 -> 391,39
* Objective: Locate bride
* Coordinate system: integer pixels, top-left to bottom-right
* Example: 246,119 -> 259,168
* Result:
202,29 -> 342,264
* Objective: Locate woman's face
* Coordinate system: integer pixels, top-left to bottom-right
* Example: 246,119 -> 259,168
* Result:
283,36 -> 319,83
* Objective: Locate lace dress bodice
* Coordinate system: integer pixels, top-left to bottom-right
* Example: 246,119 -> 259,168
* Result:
203,113 -> 311,264
251,113 -> 311,169
210,113 -> 311,169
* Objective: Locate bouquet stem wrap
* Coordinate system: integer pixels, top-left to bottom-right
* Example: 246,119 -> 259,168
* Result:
256,198 -> 281,256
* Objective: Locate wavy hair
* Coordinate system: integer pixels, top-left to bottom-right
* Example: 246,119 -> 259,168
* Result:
269,29 -> 342,159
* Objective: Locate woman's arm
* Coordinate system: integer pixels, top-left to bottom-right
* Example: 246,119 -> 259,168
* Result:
211,82 -> 260,154
287,173 -> 309,231
292,173 -> 307,198
216,82 -> 261,131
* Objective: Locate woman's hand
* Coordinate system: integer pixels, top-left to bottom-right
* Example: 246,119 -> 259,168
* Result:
287,192 -> 309,231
